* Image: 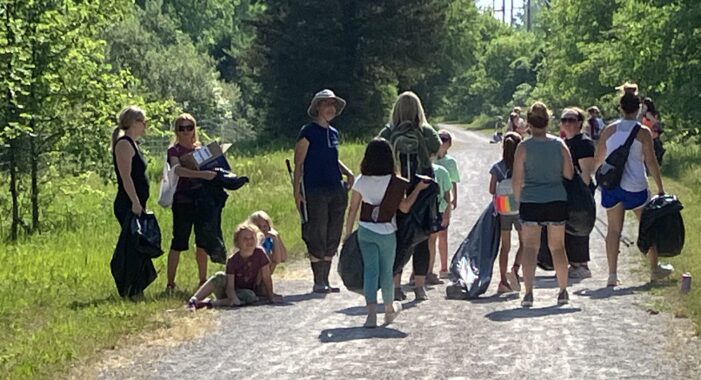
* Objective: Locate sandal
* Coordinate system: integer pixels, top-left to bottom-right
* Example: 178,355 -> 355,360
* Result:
497,281 -> 513,294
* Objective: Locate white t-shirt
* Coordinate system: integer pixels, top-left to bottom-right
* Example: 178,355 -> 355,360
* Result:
351,174 -> 396,235
605,119 -> 647,192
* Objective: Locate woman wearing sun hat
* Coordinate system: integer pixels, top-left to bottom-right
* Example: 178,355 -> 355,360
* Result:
293,89 -> 355,293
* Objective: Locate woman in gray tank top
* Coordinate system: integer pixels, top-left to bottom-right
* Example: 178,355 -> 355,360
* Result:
512,102 -> 574,307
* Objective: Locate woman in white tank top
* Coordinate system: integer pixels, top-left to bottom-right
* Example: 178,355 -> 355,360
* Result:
594,92 -> 670,287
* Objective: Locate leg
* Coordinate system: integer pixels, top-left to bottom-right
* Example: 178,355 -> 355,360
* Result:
427,233 -> 438,275
547,224 -> 568,291
169,202 -> 195,288
379,234 -> 398,311
520,224 -> 541,295
412,239 -> 430,300
358,228 -> 381,327
605,204 -> 625,280
195,247 -> 208,285
191,272 -> 223,301
438,229 -> 449,272
166,249 -> 181,288
301,190 -> 329,290
499,230 -> 511,284
322,188 -> 347,289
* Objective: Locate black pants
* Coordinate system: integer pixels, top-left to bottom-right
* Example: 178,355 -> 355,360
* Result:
412,239 -> 430,276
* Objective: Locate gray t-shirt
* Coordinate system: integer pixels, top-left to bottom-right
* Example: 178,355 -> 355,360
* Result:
520,135 -> 567,203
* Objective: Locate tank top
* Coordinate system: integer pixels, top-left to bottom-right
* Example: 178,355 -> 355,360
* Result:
520,135 -> 567,203
113,136 -> 149,205
605,119 -> 647,192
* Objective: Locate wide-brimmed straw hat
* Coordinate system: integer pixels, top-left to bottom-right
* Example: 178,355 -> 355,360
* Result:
307,89 -> 346,118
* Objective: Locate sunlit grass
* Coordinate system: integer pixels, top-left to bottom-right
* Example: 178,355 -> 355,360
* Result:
0,142 -> 366,379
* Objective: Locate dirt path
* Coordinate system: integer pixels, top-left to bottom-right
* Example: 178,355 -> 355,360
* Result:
95,125 -> 700,379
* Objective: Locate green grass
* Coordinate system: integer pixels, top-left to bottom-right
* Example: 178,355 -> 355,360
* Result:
651,143 -> 701,331
0,143 -> 366,379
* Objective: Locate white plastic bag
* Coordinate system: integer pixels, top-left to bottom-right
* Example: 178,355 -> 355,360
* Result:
158,159 -> 179,208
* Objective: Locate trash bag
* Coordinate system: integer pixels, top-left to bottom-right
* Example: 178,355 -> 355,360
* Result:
130,211 -> 164,258
565,174 -> 595,236
393,182 -> 439,273
195,182 -> 229,264
447,203 -> 501,299
111,213 -> 157,298
337,231 -> 375,295
638,194 -> 685,257
214,168 -> 249,191
537,228 -> 554,271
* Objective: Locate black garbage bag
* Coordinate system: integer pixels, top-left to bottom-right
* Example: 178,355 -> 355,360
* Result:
565,174 -> 595,236
111,212 -> 158,298
213,168 -> 249,191
638,194 -> 685,257
337,231 -> 381,295
195,181 -> 229,264
393,182 -> 439,273
130,211 -> 164,259
447,203 -> 501,299
537,228 -> 554,271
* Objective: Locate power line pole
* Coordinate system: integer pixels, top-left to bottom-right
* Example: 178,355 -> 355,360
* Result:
526,0 -> 531,31
510,0 -> 514,26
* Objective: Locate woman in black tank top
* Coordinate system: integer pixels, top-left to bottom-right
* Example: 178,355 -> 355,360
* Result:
112,106 -> 149,222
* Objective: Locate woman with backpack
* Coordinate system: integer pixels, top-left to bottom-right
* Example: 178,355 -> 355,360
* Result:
595,92 -> 670,287
512,102 -> 574,307
489,131 -> 523,294
293,89 -> 355,293
378,91 -> 441,301
560,107 -> 596,279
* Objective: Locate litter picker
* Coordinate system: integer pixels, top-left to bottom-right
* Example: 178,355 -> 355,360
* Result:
286,158 -> 308,223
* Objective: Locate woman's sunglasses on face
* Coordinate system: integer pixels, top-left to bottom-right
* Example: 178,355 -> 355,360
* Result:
560,117 -> 579,124
178,124 -> 195,132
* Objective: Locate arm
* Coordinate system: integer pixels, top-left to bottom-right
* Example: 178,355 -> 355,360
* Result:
398,181 -> 430,213
594,124 -> 615,169
293,138 -> 310,212
338,160 -> 355,189
115,140 -> 143,215
561,142 -> 574,180
270,229 -> 288,263
170,156 -> 216,180
488,173 -> 497,195
512,145 -> 525,202
344,190 -> 362,239
451,182 -> 458,209
260,264 -> 281,303
578,157 -> 595,185
212,274 -> 241,307
640,127 -> 665,194
441,190 -> 451,227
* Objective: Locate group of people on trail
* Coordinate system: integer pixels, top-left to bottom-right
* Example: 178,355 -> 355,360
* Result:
109,81 -> 674,327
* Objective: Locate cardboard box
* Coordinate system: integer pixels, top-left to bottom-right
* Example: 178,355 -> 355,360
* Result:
180,142 -> 232,171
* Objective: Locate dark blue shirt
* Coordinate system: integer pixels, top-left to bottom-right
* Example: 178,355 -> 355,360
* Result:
297,122 -> 343,191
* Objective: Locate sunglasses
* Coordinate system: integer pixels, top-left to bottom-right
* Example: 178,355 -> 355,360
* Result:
177,124 -> 195,132
560,117 -> 580,123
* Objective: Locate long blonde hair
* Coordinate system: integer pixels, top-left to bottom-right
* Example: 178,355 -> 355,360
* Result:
112,105 -> 145,150
232,222 -> 263,250
390,91 -> 428,127
248,210 -> 274,230
171,113 -> 201,147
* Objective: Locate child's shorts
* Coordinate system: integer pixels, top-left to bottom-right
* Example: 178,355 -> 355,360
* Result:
210,272 -> 258,304
499,214 -> 522,231
601,187 -> 649,210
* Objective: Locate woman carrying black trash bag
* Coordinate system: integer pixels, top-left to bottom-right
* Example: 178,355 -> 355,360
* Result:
560,107 -> 596,279
512,102 -> 574,307
293,89 -> 355,293
595,92 -> 670,287
111,105 -> 157,298
165,113 -> 218,294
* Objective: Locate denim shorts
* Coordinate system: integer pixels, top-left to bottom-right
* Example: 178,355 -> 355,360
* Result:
601,187 -> 649,210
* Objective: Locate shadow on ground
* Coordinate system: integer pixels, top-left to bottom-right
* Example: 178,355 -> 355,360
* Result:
573,283 -> 671,300
318,326 -> 408,343
485,306 -> 582,322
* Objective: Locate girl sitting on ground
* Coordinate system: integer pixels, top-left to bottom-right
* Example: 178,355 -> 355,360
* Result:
187,223 -> 282,309
248,210 -> 288,274
489,131 -> 523,293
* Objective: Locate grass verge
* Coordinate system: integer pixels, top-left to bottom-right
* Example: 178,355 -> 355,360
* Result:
0,142 -> 365,379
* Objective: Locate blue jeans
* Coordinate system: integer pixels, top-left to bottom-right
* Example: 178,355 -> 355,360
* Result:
357,226 -> 396,305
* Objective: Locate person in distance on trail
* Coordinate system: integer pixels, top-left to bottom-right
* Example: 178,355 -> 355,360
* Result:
293,89 -> 354,294
165,113 -> 218,294
594,92 -> 670,287
512,102 -> 574,307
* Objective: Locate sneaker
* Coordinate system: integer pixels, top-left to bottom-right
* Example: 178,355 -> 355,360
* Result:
607,274 -> 620,287
414,286 -> 429,301
439,270 -> 450,279
521,292 -> 533,308
557,289 -> 569,305
426,273 -> 444,285
394,288 -> 407,301
312,285 -> 330,294
506,271 -> 521,292
651,264 -> 673,282
497,281 -> 513,294
327,285 -> 341,293
569,265 -> 592,279
384,301 -> 403,325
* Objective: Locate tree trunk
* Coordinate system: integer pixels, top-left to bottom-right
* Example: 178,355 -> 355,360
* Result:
9,137 -> 19,241
30,119 -> 39,233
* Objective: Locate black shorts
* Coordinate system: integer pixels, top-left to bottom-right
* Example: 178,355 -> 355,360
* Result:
301,187 -> 348,259
171,201 -> 205,251
519,201 -> 568,226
